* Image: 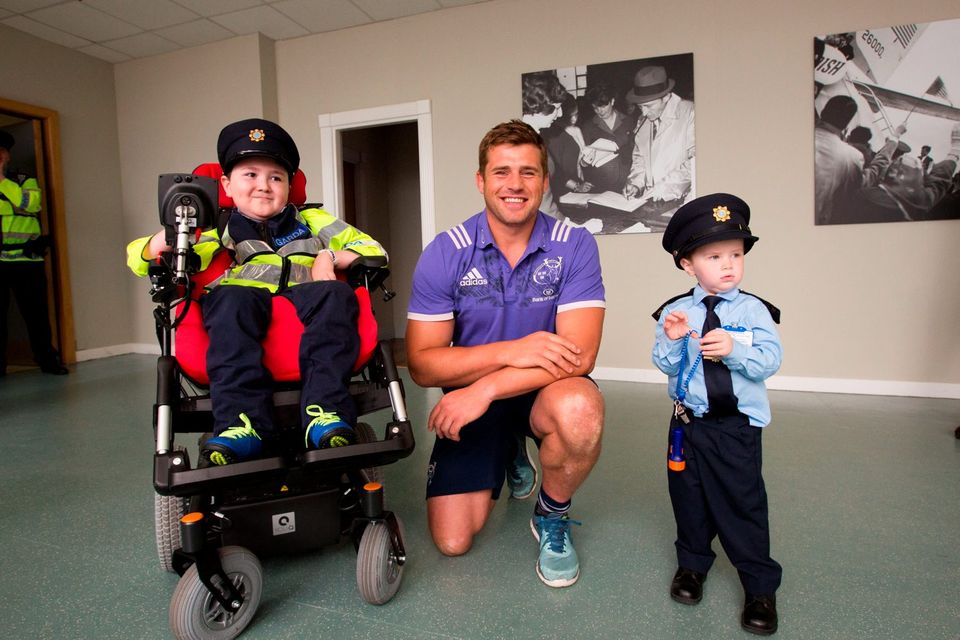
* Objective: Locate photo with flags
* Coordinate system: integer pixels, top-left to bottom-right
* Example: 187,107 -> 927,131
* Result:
813,17 -> 960,225
925,76 -> 950,102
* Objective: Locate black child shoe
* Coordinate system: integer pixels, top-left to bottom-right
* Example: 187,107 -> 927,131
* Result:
670,567 -> 706,605
741,594 -> 778,635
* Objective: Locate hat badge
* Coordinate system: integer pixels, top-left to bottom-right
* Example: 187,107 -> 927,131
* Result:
713,205 -> 731,222
248,128 -> 266,143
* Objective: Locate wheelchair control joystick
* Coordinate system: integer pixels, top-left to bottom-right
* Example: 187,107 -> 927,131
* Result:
172,199 -> 198,283
157,173 -> 218,283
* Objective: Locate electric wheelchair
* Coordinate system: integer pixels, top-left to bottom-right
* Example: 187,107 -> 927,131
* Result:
146,166 -> 415,639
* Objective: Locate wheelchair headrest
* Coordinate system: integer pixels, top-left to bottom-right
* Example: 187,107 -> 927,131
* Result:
192,162 -> 308,209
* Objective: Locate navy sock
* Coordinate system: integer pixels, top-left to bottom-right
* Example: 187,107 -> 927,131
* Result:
535,489 -> 570,517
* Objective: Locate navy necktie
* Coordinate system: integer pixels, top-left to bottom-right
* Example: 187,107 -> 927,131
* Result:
701,295 -> 738,416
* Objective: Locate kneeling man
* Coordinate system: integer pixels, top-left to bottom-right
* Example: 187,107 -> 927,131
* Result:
406,120 -> 606,587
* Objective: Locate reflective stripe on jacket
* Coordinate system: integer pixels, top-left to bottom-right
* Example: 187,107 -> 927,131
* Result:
125,207 -> 386,291
214,208 -> 385,291
1,176 -> 43,262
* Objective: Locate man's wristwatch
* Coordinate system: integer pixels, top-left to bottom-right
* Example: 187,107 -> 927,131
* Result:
321,248 -> 337,266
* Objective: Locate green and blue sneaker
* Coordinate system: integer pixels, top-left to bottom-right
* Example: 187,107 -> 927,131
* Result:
530,512 -> 581,587
202,413 -> 262,465
507,434 -> 538,499
305,404 -> 355,449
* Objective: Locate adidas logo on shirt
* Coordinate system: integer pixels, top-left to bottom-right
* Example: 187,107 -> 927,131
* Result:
459,267 -> 488,286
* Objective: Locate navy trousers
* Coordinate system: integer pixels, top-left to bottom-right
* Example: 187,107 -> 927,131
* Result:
200,280 -> 360,438
0,261 -> 60,373
668,412 -> 782,596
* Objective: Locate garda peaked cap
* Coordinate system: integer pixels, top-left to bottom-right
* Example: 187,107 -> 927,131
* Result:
0,130 -> 14,151
217,118 -> 300,176
662,193 -> 759,269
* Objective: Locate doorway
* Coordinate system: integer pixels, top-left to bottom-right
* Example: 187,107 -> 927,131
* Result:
0,97 -> 74,372
340,123 -> 422,349
318,101 -> 435,360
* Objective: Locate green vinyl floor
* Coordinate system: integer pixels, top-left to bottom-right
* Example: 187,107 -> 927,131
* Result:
0,354 -> 957,640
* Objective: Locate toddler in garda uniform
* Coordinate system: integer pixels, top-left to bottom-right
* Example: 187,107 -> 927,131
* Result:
651,193 -> 783,636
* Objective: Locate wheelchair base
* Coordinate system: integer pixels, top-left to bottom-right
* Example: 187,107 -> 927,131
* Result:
218,487 -> 341,556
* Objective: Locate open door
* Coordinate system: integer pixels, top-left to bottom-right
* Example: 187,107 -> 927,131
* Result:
1,97 -> 74,369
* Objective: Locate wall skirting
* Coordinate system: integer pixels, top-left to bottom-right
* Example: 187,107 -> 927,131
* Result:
75,348 -> 960,400
76,343 -> 160,361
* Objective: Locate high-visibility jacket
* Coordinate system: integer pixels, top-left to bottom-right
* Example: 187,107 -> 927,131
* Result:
0,173 -> 43,263
127,206 -> 386,293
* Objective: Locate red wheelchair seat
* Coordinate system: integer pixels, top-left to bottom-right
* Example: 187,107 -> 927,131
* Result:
173,164 -> 378,385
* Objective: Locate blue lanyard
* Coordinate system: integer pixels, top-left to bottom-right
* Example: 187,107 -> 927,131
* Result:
674,331 -> 702,403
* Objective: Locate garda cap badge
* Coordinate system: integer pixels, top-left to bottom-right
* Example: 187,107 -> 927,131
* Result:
713,205 -> 731,222
248,128 -> 266,143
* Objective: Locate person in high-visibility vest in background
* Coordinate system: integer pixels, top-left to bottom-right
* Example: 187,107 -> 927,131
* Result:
0,130 -> 67,376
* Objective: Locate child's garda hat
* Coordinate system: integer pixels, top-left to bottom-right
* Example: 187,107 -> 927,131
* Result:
662,193 -> 759,269
217,118 -> 300,178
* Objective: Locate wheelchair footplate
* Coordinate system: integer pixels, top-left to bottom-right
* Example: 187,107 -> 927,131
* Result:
154,418 -> 415,497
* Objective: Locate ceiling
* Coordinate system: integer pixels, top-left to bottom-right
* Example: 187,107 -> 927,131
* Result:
0,0 -> 491,63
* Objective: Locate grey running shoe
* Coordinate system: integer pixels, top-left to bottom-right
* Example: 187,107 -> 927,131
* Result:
530,512 -> 581,587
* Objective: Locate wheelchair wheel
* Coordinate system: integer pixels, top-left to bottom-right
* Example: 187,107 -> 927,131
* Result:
356,421 -> 383,484
169,546 -> 263,640
155,493 -> 188,572
356,516 -> 405,605
155,445 -> 189,573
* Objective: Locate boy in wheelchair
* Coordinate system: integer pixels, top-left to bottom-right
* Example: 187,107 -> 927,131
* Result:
127,118 -> 387,466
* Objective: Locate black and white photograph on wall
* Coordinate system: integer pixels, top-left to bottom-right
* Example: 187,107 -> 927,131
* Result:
521,52 -> 695,235
814,17 -> 960,225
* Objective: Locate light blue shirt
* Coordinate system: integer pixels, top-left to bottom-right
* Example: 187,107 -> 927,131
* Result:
652,284 -> 782,426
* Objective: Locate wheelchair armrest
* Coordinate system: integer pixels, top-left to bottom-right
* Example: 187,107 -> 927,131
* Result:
349,255 -> 388,270
346,255 -> 391,292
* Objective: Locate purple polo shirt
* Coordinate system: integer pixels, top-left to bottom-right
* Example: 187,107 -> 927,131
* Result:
407,211 -> 605,347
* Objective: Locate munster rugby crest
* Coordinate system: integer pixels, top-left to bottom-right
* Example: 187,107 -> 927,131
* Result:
533,257 -> 562,297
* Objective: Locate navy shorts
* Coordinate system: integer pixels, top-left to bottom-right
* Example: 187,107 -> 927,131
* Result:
425,390 -> 540,500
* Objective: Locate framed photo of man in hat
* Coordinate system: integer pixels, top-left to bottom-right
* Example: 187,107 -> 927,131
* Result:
521,52 -> 696,235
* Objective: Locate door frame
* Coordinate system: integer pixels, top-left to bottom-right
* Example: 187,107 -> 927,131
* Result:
0,96 -> 74,364
318,100 -> 435,248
